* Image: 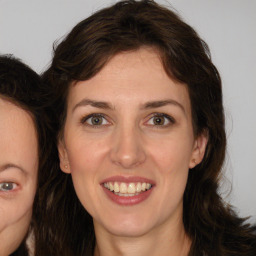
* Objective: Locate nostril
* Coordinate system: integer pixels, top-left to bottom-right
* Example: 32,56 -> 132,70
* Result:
111,153 -> 146,169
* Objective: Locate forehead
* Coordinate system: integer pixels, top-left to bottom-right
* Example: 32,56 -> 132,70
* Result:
96,48 -> 166,80
0,98 -> 38,172
68,48 -> 191,112
0,97 -> 34,127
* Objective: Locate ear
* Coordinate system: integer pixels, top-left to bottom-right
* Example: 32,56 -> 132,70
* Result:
58,139 -> 71,174
189,131 -> 208,169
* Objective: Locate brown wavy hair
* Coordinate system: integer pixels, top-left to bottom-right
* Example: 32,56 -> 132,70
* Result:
36,1 -> 256,255
0,55 -> 51,255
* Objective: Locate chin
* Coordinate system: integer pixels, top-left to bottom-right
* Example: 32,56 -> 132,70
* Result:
98,214 -> 155,238
109,225 -> 150,238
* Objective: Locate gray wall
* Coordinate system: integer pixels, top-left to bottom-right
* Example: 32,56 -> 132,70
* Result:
1,0 -> 255,221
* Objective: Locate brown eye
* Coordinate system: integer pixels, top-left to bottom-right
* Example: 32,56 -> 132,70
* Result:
153,116 -> 165,125
81,114 -> 109,126
90,116 -> 103,125
146,113 -> 175,127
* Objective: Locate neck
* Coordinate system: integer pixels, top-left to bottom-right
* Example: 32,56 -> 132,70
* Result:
93,217 -> 191,256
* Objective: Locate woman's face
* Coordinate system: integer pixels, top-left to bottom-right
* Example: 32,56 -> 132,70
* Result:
0,98 -> 38,255
59,48 -> 207,237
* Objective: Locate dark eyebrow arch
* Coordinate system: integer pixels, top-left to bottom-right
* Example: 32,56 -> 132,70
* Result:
72,99 -> 114,113
72,99 -> 185,114
142,100 -> 185,113
0,163 -> 27,175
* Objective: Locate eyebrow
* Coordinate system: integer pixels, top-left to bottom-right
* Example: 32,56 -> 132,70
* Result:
72,98 -> 185,114
142,99 -> 185,113
0,163 -> 27,175
72,99 -> 114,113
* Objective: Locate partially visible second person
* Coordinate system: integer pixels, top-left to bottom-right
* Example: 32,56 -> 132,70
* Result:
0,55 -> 49,256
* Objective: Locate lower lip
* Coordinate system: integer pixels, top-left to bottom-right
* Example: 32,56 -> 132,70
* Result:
102,186 -> 153,206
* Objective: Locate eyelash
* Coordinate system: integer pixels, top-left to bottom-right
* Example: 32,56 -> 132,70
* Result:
80,112 -> 175,128
0,182 -> 18,192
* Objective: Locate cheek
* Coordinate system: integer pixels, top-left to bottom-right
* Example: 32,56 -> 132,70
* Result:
68,158 -> 98,218
65,136 -> 111,215
66,139 -> 102,196
148,141 -> 191,221
66,133 -> 109,173
147,134 -> 193,207
149,135 -> 194,173
0,193 -> 34,233
0,208 -> 32,256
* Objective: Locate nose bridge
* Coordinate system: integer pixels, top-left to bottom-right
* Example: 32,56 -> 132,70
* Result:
110,120 -> 146,168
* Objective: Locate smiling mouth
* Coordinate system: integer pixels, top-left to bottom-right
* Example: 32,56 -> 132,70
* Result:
103,182 -> 152,197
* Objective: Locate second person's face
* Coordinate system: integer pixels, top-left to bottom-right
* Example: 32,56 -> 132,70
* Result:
59,48 -> 207,238
0,98 -> 38,255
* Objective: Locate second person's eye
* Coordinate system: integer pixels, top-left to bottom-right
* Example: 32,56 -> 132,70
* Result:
0,182 -> 18,192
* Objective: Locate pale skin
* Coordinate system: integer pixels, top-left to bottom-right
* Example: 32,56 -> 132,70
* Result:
59,48 -> 208,256
0,98 -> 38,256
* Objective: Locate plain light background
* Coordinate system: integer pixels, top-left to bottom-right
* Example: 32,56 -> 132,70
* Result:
0,0 -> 255,221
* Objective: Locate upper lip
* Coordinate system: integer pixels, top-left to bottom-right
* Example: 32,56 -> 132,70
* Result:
100,175 -> 155,185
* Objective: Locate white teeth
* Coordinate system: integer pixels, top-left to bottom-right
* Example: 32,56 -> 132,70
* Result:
120,183 -> 127,193
114,182 -> 119,193
104,181 -> 152,195
127,183 -> 136,193
109,182 -> 114,191
136,182 -> 141,192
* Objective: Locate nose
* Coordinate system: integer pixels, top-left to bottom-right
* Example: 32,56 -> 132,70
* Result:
110,125 -> 146,169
